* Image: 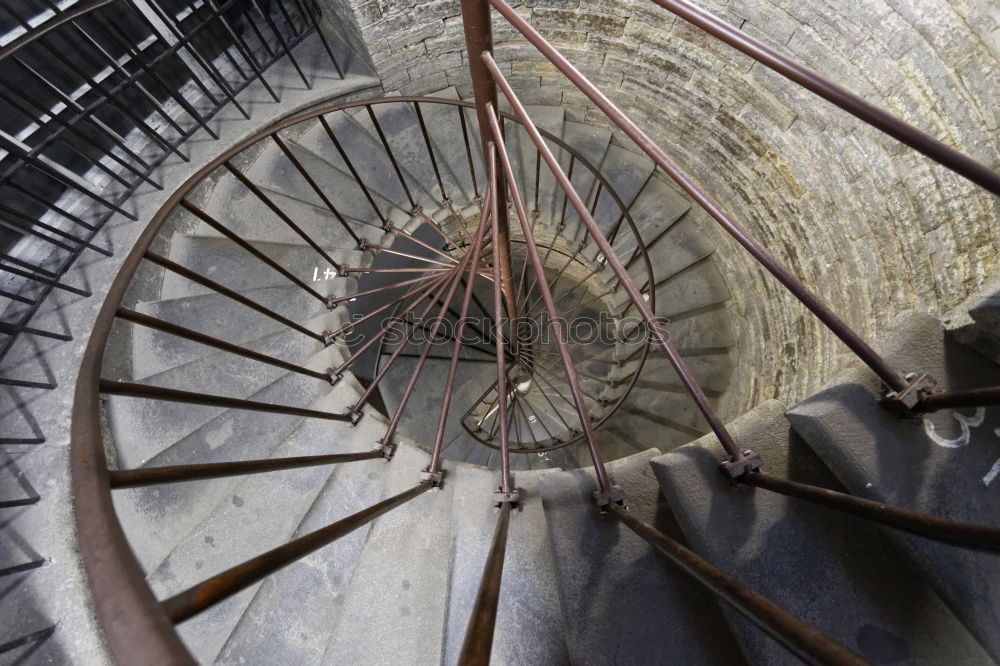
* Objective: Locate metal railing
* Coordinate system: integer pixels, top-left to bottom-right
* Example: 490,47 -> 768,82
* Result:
61,0 -> 1000,663
0,0 -> 341,390
71,95 -> 657,662
455,0 -> 1000,663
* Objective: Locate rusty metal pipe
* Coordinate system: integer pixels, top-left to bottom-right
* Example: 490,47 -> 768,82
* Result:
162,483 -> 432,623
458,502 -> 512,665
609,505 -> 870,666
429,184 -> 495,473
117,308 -> 331,382
484,103 -> 613,492
744,472 -> 1000,552
108,451 -> 383,489
98,380 -> 353,422
915,386 -> 1000,413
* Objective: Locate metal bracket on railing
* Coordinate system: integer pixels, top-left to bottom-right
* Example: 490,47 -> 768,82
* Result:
720,450 -> 763,481
881,371 -> 939,417
347,408 -> 364,426
322,330 -> 337,346
420,468 -> 446,487
326,367 -> 342,385
373,438 -> 397,460
494,487 -> 523,509
593,484 -> 625,510
358,238 -> 369,251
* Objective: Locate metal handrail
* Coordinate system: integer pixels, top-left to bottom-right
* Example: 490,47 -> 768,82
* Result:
0,0 -> 336,380
71,95 -> 657,661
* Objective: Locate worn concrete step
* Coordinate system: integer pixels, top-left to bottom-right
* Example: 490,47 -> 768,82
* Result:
200,176 -> 387,250
786,311 -> 1000,661
416,88 -> 481,205
360,93 -> 465,211
134,285 -> 329,356
443,466 -> 568,665
612,173 -> 691,261
292,109 -> 415,224
147,405 -> 389,663
569,143 -> 655,243
111,350 -> 366,570
652,399 -> 991,665
160,235 -> 364,300
951,277 -> 1000,365
540,448 -> 746,665
129,309 -> 346,383
321,443 -> 453,664
503,104 -> 564,216
215,446 -> 391,665
546,121 -> 613,229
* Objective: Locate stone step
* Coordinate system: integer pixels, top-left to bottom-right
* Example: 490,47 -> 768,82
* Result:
612,172 -> 691,261
786,311 -> 1000,661
159,235 -> 364,300
416,88 -> 481,205
110,350 -> 367,570
200,176 -> 387,250
321,444 -> 454,664
214,444 -> 391,665
146,404 -> 389,663
568,143 -> 655,243
442,466 -> 568,665
548,121 -> 613,229
129,309 -> 345,383
651,399 -> 991,665
360,93 -> 469,212
540,448 -> 746,664
291,108 -> 415,224
134,285 -> 329,357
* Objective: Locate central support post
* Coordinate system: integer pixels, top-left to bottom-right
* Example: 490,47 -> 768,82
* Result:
460,0 -> 518,324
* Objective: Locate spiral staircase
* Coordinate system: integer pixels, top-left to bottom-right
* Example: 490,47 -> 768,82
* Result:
2,1 -> 1000,664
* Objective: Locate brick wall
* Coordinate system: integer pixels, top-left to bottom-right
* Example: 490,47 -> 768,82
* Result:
344,0 -> 999,406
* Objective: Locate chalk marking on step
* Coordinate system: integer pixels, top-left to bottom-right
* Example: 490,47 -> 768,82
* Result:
983,428 -> 1000,488
923,407 -> 985,449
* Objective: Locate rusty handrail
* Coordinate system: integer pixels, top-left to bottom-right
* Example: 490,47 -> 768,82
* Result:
458,501 -> 513,665
609,504 -> 871,666
646,0 -> 1000,196
72,96 -> 655,662
743,472 -> 1000,552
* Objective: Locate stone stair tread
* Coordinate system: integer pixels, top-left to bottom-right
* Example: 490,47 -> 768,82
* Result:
201,176 -> 386,249
111,353 -> 366,570
159,234 -> 363,300
321,443 -> 452,664
147,411 -> 389,663
614,172 -> 691,260
130,310 -> 345,383
134,285 -> 328,354
553,121 -> 613,229
540,448 -> 746,665
291,109 -> 415,223
362,94 -> 459,211
215,446 -> 391,665
581,144 -> 656,240
785,310 -> 1000,661
410,87 -> 480,205
651,399 -> 991,665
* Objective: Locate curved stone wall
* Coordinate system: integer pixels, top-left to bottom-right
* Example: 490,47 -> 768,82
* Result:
344,0 -> 999,407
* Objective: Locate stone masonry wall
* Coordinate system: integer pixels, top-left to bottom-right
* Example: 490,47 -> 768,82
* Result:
345,0 -> 999,407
